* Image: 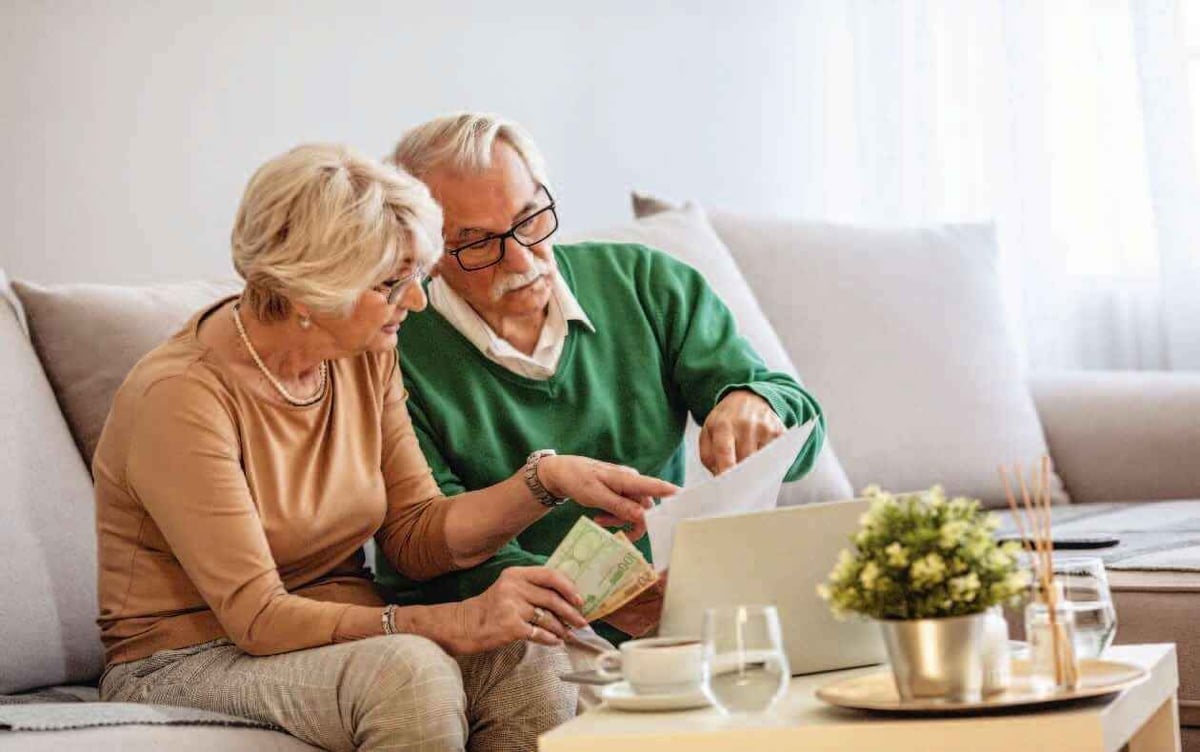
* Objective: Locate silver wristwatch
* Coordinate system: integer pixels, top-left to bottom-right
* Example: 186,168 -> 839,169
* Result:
523,449 -> 567,508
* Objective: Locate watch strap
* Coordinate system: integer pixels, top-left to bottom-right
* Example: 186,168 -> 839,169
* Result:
524,450 -> 566,507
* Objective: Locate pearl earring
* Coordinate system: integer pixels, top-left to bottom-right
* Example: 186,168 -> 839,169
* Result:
299,315 -> 311,330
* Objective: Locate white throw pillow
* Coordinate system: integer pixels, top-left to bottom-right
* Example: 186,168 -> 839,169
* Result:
567,203 -> 856,506
697,209 -> 1068,506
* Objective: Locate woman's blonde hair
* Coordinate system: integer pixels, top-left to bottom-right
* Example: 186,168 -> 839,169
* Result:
388,112 -> 548,186
232,143 -> 443,322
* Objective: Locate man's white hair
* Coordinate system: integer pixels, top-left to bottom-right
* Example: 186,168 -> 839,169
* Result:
389,112 -> 549,187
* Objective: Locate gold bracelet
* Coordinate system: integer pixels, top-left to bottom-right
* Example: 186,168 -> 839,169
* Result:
381,604 -> 398,636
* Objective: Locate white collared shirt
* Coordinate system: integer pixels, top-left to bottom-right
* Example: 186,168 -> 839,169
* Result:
427,272 -> 595,381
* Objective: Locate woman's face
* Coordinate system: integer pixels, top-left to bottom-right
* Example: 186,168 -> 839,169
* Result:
310,259 -> 428,357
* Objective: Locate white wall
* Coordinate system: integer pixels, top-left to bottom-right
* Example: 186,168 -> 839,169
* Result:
1,0 -> 812,284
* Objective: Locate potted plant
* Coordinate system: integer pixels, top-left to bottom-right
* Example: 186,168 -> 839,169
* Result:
818,486 -> 1030,702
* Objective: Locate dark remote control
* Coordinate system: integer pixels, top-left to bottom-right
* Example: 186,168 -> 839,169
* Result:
999,535 -> 1120,550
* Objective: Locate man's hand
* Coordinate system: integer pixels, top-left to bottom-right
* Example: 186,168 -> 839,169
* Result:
537,456 -> 678,541
600,572 -> 668,639
699,390 -> 785,476
432,567 -> 589,656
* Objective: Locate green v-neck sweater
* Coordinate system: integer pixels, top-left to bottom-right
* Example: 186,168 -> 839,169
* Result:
377,242 -> 825,644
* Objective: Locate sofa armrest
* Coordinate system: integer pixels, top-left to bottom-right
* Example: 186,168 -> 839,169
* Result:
1029,371 -> 1200,503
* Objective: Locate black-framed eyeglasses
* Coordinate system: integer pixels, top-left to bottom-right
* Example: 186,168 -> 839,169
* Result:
444,185 -> 558,272
376,262 -> 430,305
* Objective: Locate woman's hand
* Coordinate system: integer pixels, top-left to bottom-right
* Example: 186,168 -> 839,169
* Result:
434,567 -> 590,656
537,456 -> 678,540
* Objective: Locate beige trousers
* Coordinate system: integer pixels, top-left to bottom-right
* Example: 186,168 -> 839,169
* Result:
100,635 -> 576,752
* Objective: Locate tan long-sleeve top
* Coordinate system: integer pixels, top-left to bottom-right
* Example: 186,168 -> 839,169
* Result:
94,299 -> 455,666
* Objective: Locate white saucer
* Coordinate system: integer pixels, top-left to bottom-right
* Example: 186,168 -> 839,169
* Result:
600,681 -> 710,712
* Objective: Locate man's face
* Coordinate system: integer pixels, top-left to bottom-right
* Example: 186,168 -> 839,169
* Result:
424,142 -> 557,324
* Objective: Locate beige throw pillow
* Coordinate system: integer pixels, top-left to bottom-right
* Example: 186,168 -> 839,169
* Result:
12,279 -> 241,463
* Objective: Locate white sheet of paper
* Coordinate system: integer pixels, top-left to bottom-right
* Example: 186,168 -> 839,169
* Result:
645,419 -> 815,571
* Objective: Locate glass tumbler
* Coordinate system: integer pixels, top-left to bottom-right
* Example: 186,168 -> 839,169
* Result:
1026,556 -> 1117,658
1055,556 -> 1117,657
701,605 -> 790,714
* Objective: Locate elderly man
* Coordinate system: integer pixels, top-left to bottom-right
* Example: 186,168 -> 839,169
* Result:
376,113 -> 826,651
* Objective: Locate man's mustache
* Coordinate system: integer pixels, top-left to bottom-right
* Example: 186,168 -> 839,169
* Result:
490,259 -> 553,300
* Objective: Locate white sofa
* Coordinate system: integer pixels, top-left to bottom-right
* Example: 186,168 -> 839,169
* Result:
2,197 -> 1197,750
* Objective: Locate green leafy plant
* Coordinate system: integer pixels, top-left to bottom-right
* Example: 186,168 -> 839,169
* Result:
818,486 -> 1030,620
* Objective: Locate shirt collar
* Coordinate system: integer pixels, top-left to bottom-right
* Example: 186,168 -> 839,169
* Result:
547,269 -> 595,332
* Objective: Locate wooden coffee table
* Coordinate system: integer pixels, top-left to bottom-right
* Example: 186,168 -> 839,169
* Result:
540,643 -> 1180,752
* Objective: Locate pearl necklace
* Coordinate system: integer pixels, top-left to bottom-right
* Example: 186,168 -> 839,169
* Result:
232,302 -> 328,407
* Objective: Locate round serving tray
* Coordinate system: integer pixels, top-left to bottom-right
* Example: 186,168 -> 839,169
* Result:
816,658 -> 1148,714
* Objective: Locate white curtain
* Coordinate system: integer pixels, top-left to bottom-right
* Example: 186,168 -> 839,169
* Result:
783,0 -> 1200,370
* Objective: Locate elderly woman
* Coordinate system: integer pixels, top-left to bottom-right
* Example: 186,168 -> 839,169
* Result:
93,144 -> 676,752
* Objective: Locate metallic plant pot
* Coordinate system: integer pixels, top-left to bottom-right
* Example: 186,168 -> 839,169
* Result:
878,612 -> 989,702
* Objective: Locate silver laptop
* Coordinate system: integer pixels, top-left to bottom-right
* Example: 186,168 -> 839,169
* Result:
658,499 -> 887,676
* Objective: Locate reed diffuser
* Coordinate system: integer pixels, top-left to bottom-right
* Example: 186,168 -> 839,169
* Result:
1000,457 -> 1080,692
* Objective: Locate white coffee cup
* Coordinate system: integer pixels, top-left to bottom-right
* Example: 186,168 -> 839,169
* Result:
596,636 -> 702,695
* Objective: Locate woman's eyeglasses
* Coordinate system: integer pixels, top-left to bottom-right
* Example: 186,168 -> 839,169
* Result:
376,263 -> 429,305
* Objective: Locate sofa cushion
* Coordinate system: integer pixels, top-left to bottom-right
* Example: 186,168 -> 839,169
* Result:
676,207 -> 1067,506
569,203 -> 855,506
1031,371 -> 1200,503
0,271 -> 105,693
10,279 -> 241,463
1107,571 -> 1200,728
